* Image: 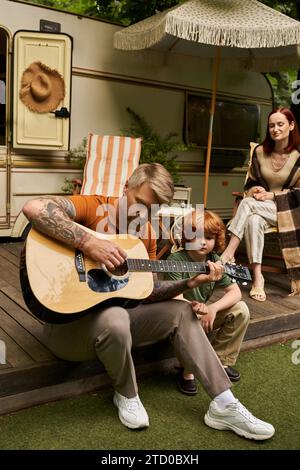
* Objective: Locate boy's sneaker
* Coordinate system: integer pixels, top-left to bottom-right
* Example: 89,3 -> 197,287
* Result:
177,367 -> 197,396
204,400 -> 275,440
224,366 -> 241,382
113,391 -> 149,429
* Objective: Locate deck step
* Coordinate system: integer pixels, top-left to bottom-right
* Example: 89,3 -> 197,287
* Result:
245,310 -> 300,341
1,316 -> 300,416
0,355 -> 177,416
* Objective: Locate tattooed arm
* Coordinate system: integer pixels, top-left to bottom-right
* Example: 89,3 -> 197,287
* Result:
22,196 -> 126,270
144,260 -> 224,303
22,196 -> 84,245
143,279 -> 191,303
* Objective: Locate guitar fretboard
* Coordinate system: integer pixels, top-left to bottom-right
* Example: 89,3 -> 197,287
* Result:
127,258 -> 207,273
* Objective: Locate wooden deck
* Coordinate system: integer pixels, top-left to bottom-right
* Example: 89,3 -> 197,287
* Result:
0,241 -> 300,416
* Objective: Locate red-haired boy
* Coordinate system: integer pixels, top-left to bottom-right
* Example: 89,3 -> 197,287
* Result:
165,210 -> 250,395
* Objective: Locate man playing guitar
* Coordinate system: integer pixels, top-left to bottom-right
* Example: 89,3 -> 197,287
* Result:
21,162 -> 274,441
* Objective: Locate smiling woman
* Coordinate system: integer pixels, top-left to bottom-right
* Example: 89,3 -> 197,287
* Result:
221,107 -> 300,301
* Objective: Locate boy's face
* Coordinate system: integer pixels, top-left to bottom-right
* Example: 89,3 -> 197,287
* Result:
187,232 -> 216,260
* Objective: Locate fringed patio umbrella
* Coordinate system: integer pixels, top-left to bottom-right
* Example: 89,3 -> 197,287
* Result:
114,0 -> 300,206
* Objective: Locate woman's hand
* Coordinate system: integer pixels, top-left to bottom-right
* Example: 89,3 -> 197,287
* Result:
247,186 -> 265,197
191,301 -> 217,332
253,191 -> 274,201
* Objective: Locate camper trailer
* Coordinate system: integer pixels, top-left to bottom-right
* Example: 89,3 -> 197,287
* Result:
0,0 -> 273,237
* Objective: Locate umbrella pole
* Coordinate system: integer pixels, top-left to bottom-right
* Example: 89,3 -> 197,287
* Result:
203,46 -> 221,208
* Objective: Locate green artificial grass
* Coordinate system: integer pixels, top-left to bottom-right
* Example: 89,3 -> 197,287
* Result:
0,341 -> 299,450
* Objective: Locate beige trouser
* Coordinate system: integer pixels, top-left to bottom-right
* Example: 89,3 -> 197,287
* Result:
41,300 -> 231,399
210,301 -> 250,366
228,197 -> 277,264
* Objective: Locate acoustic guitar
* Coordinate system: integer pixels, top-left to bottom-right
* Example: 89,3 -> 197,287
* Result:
22,225 -> 251,316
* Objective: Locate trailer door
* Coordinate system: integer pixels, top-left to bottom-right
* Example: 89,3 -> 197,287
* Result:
13,31 -> 72,150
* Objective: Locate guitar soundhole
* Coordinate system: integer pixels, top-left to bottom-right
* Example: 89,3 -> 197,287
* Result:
87,268 -> 129,293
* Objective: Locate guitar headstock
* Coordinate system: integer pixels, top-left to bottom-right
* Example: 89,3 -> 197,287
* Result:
224,263 -> 252,283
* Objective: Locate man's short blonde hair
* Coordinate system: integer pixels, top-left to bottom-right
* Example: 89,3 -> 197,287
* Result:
128,163 -> 174,204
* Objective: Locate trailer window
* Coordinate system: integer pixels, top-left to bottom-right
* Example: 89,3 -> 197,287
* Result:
0,29 -> 7,146
186,94 -> 259,151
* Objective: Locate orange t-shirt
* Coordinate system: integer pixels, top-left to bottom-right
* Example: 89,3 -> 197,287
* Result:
69,194 -> 157,260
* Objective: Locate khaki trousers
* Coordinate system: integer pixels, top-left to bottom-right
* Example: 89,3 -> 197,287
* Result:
228,197 -> 277,264
210,301 -> 250,366
41,300 -> 231,399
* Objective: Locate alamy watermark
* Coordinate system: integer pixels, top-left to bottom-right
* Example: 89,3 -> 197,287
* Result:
0,340 -> 6,365
291,339 -> 300,365
95,201 -> 204,250
291,81 -> 300,105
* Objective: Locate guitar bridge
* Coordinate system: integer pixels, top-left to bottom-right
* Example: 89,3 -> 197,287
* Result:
75,250 -> 86,282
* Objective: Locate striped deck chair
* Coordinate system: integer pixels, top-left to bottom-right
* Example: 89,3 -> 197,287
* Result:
81,134 -> 142,197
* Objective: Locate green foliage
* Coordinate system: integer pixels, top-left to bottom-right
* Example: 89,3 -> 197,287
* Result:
95,1 -> 184,25
267,71 -> 297,108
67,137 -> 88,168
23,0 -> 99,16
260,0 -> 300,19
61,178 -> 75,194
95,0 -> 127,23
122,107 -> 189,183
260,1 -> 300,109
22,1 -> 300,27
62,137 -> 87,193
23,0 -> 185,24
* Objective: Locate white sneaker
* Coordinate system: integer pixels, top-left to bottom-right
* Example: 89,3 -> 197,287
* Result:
113,391 -> 149,429
204,400 -> 275,440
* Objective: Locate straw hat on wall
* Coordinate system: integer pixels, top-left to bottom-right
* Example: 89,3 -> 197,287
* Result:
19,61 -> 65,113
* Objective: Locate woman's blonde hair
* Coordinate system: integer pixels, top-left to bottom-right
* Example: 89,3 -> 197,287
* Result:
127,163 -> 174,204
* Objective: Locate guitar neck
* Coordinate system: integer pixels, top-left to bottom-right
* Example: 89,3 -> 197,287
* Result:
127,258 -> 207,273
